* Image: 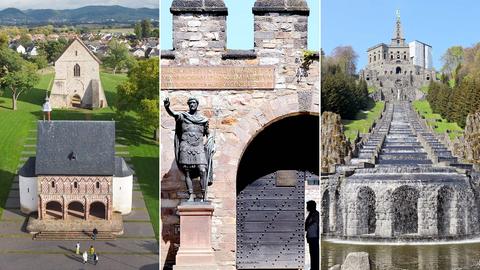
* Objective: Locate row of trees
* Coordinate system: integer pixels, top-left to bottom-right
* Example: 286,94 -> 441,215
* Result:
321,46 -> 371,119
428,43 -> 480,128
134,19 -> 158,39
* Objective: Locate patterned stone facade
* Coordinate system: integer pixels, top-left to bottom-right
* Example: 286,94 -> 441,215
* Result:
161,1 -> 318,269
38,175 -> 112,220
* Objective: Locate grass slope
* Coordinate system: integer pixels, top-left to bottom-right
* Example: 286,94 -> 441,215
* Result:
413,100 -> 463,140
342,101 -> 385,141
0,72 -> 159,240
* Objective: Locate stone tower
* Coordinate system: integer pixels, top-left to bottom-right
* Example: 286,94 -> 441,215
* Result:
253,0 -> 309,89
170,0 -> 227,65
391,10 -> 405,47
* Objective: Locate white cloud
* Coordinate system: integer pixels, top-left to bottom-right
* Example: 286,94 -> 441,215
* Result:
0,0 -> 159,10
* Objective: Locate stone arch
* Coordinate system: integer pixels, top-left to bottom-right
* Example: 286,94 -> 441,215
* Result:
396,66 -> 402,74
71,94 -> 81,107
321,189 -> 330,234
67,201 -> 85,219
89,201 -> 106,219
437,186 -> 455,236
236,112 -> 319,193
357,186 -> 376,234
392,186 -> 419,235
45,200 -> 63,219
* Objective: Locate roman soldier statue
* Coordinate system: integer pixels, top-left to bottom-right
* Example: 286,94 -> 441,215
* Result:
164,97 -> 215,202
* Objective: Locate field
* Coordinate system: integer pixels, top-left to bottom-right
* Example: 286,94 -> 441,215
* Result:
413,100 -> 463,140
342,101 -> 385,141
0,72 -> 159,240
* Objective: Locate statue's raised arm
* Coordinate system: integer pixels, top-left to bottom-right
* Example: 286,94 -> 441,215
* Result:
163,97 -> 179,119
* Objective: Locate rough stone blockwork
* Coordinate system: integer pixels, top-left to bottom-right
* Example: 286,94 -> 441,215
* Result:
161,0 -> 319,269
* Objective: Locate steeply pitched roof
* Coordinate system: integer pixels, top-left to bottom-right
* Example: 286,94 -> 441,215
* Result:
55,36 -> 102,64
35,121 -> 115,176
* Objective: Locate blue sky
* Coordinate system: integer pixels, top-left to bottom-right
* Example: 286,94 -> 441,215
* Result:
322,0 -> 480,71
161,0 -> 319,50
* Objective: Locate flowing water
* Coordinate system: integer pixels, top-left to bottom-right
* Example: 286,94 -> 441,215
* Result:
322,241 -> 480,270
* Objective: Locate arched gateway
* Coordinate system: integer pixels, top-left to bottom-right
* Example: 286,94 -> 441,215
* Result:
236,115 -> 319,269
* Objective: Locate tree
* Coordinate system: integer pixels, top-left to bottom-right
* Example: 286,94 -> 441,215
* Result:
103,40 -> 135,74
39,39 -> 68,63
0,32 -> 8,48
331,46 -> 358,75
30,54 -> 48,69
441,46 -> 464,77
134,22 -> 143,40
116,58 -> 159,140
0,60 -> 39,110
19,33 -> 32,48
141,19 -> 152,39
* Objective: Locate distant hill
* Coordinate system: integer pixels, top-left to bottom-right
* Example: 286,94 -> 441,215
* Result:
0,5 -> 158,25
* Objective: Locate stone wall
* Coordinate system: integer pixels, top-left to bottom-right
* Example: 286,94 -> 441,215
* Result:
161,1 -> 317,269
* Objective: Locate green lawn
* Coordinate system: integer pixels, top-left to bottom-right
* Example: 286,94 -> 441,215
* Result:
342,101 -> 385,141
0,72 -> 159,240
413,100 -> 463,140
368,86 -> 377,94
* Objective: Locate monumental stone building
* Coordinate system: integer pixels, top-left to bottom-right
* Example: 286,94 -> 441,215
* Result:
161,0 -> 319,269
18,121 -> 133,236
359,12 -> 437,101
49,37 -> 108,109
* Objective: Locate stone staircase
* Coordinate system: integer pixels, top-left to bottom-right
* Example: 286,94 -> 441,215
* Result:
350,103 -> 393,165
350,101 -> 462,168
377,102 -> 432,166
33,231 -> 116,241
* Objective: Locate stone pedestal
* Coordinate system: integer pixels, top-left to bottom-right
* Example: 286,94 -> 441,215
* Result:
173,202 -> 217,270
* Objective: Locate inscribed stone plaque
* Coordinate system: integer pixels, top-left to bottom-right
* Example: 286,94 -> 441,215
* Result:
276,170 -> 297,187
161,66 -> 275,90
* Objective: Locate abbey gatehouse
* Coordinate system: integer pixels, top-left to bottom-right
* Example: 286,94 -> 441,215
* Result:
161,0 -> 319,269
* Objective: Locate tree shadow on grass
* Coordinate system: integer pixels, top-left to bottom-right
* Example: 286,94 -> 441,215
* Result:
0,169 -> 16,217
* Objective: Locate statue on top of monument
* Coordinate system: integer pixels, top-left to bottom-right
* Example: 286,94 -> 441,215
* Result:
164,96 -> 215,202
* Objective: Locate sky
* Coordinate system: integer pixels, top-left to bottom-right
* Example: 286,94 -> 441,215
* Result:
161,0 -> 320,50
322,0 -> 480,71
0,0 -> 159,9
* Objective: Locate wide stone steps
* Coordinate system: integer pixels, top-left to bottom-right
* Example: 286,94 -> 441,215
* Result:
33,231 -> 116,241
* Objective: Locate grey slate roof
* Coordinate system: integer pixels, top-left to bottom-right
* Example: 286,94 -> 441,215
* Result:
115,157 -> 133,177
19,157 -> 36,177
35,121 -> 115,176
253,0 -> 309,15
170,0 -> 228,15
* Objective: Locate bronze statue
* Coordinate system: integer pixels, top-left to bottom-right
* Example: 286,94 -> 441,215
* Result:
164,97 -> 215,202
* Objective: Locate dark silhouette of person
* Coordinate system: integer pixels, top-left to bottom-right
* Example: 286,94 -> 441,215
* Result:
92,228 -> 98,240
306,200 -> 319,270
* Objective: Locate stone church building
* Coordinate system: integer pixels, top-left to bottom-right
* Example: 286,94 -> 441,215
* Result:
359,11 -> 437,101
161,0 -> 319,269
18,121 -> 133,236
49,37 -> 108,109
